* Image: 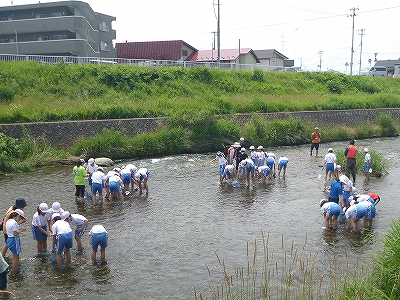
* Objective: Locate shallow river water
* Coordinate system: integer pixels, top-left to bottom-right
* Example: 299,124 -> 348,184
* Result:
0,137 -> 399,299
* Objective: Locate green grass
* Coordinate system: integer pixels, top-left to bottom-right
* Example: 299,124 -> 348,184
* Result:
1,61 -> 400,123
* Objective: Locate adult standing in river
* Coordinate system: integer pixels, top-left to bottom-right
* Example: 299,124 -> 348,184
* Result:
73,159 -> 87,203
310,127 -> 322,156
344,140 -> 358,185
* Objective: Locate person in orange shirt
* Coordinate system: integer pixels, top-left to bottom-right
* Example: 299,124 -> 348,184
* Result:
310,127 -> 322,156
344,139 -> 358,185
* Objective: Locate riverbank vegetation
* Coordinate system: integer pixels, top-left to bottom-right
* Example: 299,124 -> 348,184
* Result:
0,61 -> 399,173
194,223 -> 400,299
1,61 -> 400,123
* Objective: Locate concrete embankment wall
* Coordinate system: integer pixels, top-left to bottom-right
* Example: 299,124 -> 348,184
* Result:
0,108 -> 399,147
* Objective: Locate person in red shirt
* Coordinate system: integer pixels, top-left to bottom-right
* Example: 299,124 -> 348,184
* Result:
310,127 -> 322,156
344,140 -> 358,184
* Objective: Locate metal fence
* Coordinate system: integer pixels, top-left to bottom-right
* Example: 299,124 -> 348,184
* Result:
0,53 -> 300,72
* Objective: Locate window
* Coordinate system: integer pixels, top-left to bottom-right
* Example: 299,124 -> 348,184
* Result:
182,50 -> 188,56
100,41 -> 110,51
41,13 -> 47,18
99,21 -> 109,32
1,16 -> 8,21
43,36 -> 49,40
53,35 -> 64,40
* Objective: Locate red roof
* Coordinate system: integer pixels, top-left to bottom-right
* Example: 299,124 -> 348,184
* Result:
116,40 -> 197,61
190,48 -> 259,62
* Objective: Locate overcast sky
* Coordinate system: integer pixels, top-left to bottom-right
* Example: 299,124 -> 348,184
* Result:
2,0 -> 399,73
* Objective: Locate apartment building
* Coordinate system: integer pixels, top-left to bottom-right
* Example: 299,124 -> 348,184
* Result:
0,1 -> 116,57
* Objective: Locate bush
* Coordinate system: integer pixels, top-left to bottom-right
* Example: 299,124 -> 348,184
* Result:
377,113 -> 398,136
0,86 -> 15,102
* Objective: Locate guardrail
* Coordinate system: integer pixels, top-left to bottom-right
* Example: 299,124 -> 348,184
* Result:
0,53 -> 300,72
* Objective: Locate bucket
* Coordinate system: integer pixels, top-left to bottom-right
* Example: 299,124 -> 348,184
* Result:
231,181 -> 239,187
338,211 -> 346,223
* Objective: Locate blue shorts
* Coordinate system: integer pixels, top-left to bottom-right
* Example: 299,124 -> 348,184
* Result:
91,232 -> 108,250
92,182 -> 103,195
225,171 -> 234,179
219,164 -> 226,175
279,160 -> 288,169
343,191 -> 351,205
325,163 -> 334,173
328,204 -> 341,217
364,204 -> 376,220
245,165 -> 255,174
7,236 -> 22,255
55,232 -> 73,253
266,158 -> 275,168
353,205 -> 367,219
261,168 -> 271,177
257,160 -> 264,167
122,173 -> 131,185
109,181 -> 121,193
75,223 -> 88,237
31,224 -> 48,241
364,163 -> 371,172
88,174 -> 93,186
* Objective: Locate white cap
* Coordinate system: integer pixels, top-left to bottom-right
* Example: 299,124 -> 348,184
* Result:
328,148 -> 333,152
240,137 -> 244,142
257,146 -> 263,150
364,148 -> 368,153
240,148 -> 246,152
339,175 -> 350,185
88,158 -> 95,164
52,202 -> 61,213
39,203 -> 49,213
315,127 -> 319,130
14,209 -> 26,220
240,160 -> 247,167
61,211 -> 70,221
249,145 -> 255,150
52,213 -> 61,220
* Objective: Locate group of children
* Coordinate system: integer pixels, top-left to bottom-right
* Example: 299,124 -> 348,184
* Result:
213,138 -> 289,186
321,168 -> 379,233
1,198 -> 108,282
75,158 -> 151,205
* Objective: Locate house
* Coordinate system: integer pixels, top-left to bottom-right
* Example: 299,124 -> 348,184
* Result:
374,60 -> 397,77
116,40 -> 197,61
0,1 -> 116,57
189,48 -> 260,64
254,49 -> 288,67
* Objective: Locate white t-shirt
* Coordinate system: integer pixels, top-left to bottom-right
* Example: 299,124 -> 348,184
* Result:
324,153 -> 336,164
6,218 -> 18,237
52,220 -> 72,235
89,224 -> 107,235
32,211 -> 47,227
70,214 -> 88,226
91,170 -> 106,184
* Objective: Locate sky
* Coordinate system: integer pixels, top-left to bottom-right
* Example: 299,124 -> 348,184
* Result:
1,0 -> 400,73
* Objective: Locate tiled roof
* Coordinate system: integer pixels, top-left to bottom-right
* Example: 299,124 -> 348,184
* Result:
116,40 -> 197,61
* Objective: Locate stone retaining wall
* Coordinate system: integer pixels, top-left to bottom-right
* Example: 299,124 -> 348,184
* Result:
0,108 -> 399,147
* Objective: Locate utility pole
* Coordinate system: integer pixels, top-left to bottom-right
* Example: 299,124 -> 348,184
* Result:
318,51 -> 323,71
358,29 -> 365,75
211,31 -> 216,63
349,7 -> 358,75
217,0 -> 220,68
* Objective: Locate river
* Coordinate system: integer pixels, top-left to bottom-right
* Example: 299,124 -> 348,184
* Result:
0,137 -> 398,299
